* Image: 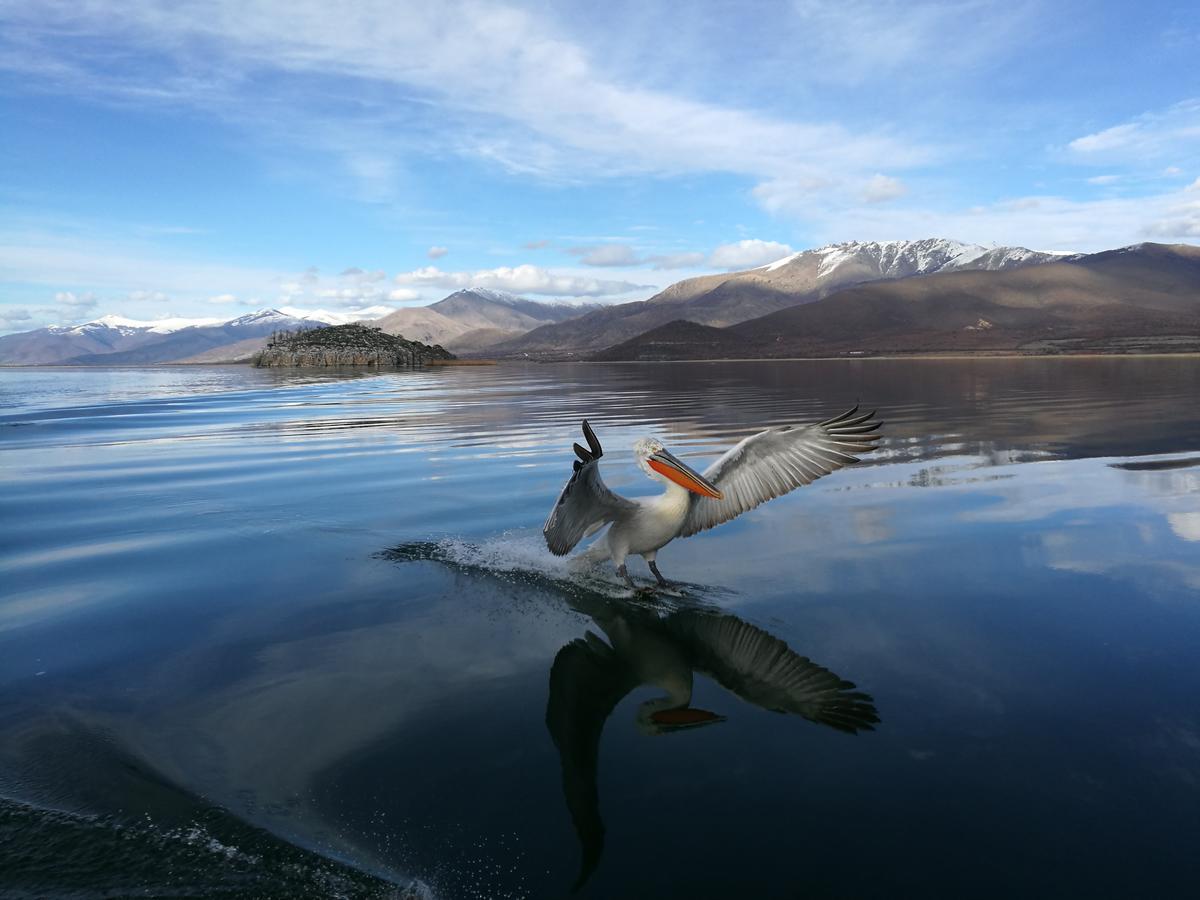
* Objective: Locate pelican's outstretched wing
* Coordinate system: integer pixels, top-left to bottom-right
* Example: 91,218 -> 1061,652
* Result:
544,420 -> 636,555
546,633 -> 639,892
666,611 -> 879,733
679,405 -> 881,538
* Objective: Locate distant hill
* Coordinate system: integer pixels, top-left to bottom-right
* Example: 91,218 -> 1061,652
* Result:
595,243 -> 1200,360
0,314 -> 224,366
372,288 -> 597,351
488,239 -> 1069,359
0,290 -> 598,366
61,310 -> 332,365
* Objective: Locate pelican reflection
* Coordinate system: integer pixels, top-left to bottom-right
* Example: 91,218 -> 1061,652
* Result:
546,593 -> 879,891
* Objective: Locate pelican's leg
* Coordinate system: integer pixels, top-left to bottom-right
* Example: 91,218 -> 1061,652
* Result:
616,563 -> 636,589
642,551 -> 670,587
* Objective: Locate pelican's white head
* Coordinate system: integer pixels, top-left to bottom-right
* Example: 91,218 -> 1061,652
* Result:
631,438 -> 723,499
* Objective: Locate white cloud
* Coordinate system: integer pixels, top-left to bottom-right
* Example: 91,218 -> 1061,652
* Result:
1187,177 -> 1200,192
208,293 -> 239,304
0,1 -> 931,207
787,0 -> 1031,85
0,307 -> 34,331
387,288 -> 420,302
862,174 -> 907,203
786,183 -> 1200,252
127,290 -> 169,303
568,244 -> 640,267
393,264 -> 644,297
54,290 -> 98,311
650,252 -> 707,270
1086,174 -> 1121,185
1068,99 -> 1200,162
427,246 -> 448,260
337,267 -> 386,282
707,239 -> 794,269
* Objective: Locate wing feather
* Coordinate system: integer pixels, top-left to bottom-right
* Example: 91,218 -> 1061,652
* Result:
679,405 -> 881,538
543,420 -> 635,555
665,611 -> 879,733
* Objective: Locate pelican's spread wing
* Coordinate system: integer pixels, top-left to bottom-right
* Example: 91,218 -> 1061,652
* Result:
666,611 -> 879,733
544,420 -> 636,555
546,633 -> 639,892
679,405 -> 881,538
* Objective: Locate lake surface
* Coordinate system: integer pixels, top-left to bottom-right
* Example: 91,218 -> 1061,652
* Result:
2,359 -> 1199,899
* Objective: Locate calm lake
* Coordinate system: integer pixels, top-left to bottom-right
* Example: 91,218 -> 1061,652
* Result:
2,359 -> 1199,899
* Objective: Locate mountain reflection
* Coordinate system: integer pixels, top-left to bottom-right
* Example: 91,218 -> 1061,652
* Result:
546,590 -> 878,891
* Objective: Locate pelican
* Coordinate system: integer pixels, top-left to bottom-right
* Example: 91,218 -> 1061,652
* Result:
547,596 -> 879,890
543,406 -> 881,587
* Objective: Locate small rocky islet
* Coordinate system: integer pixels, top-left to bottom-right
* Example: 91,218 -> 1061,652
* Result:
253,323 -> 456,367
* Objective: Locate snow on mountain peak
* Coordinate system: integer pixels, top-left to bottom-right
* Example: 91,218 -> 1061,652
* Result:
277,306 -> 394,325
75,314 -> 224,334
753,238 -> 1066,281
762,251 -> 804,272
812,238 -> 991,279
455,287 -> 524,305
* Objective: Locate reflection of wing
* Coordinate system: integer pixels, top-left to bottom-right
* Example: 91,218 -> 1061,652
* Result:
544,420 -> 636,555
666,612 -> 879,733
545,633 -> 639,892
680,406 -> 881,538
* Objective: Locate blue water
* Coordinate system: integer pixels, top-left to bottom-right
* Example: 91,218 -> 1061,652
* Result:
2,359 -> 1199,898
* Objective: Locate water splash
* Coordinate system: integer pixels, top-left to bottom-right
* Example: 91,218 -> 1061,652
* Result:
379,533 -> 732,607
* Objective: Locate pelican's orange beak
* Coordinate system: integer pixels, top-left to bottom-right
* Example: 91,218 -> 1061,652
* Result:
648,450 -> 723,499
650,707 -> 726,729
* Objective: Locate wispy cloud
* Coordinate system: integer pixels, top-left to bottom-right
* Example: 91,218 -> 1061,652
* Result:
0,307 -> 34,329
787,0 -> 1035,85
393,264 -> 645,297
0,1 -> 931,205
862,174 -> 908,204
792,185 -> 1200,251
1068,99 -> 1200,163
54,291 -> 99,312
567,244 -> 641,267
707,239 -> 793,269
649,252 -> 706,271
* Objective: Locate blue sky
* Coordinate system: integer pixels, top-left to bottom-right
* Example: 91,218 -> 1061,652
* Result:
1,0 -> 1198,332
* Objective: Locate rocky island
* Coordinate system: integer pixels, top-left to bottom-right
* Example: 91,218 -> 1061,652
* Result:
253,323 -> 455,367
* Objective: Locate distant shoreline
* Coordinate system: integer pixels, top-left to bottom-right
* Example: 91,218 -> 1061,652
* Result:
5,351 -> 1200,370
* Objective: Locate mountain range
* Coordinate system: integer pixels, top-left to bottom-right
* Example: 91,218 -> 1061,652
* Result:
486,238 -> 1075,359
0,309 -> 335,366
3,239 -> 1196,365
0,290 -> 600,365
594,242 -> 1200,360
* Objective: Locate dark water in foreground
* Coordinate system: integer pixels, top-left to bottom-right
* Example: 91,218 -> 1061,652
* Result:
2,359 -> 1199,899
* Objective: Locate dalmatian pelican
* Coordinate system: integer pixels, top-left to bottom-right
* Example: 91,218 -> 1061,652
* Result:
543,406 -> 881,587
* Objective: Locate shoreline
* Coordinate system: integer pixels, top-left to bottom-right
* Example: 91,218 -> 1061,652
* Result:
4,351 -> 1200,370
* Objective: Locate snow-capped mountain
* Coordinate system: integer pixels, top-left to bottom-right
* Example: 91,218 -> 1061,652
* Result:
55,314 -> 226,335
276,306 -> 393,326
0,308 -> 341,366
493,237 -> 1080,358
764,238 -> 1076,280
